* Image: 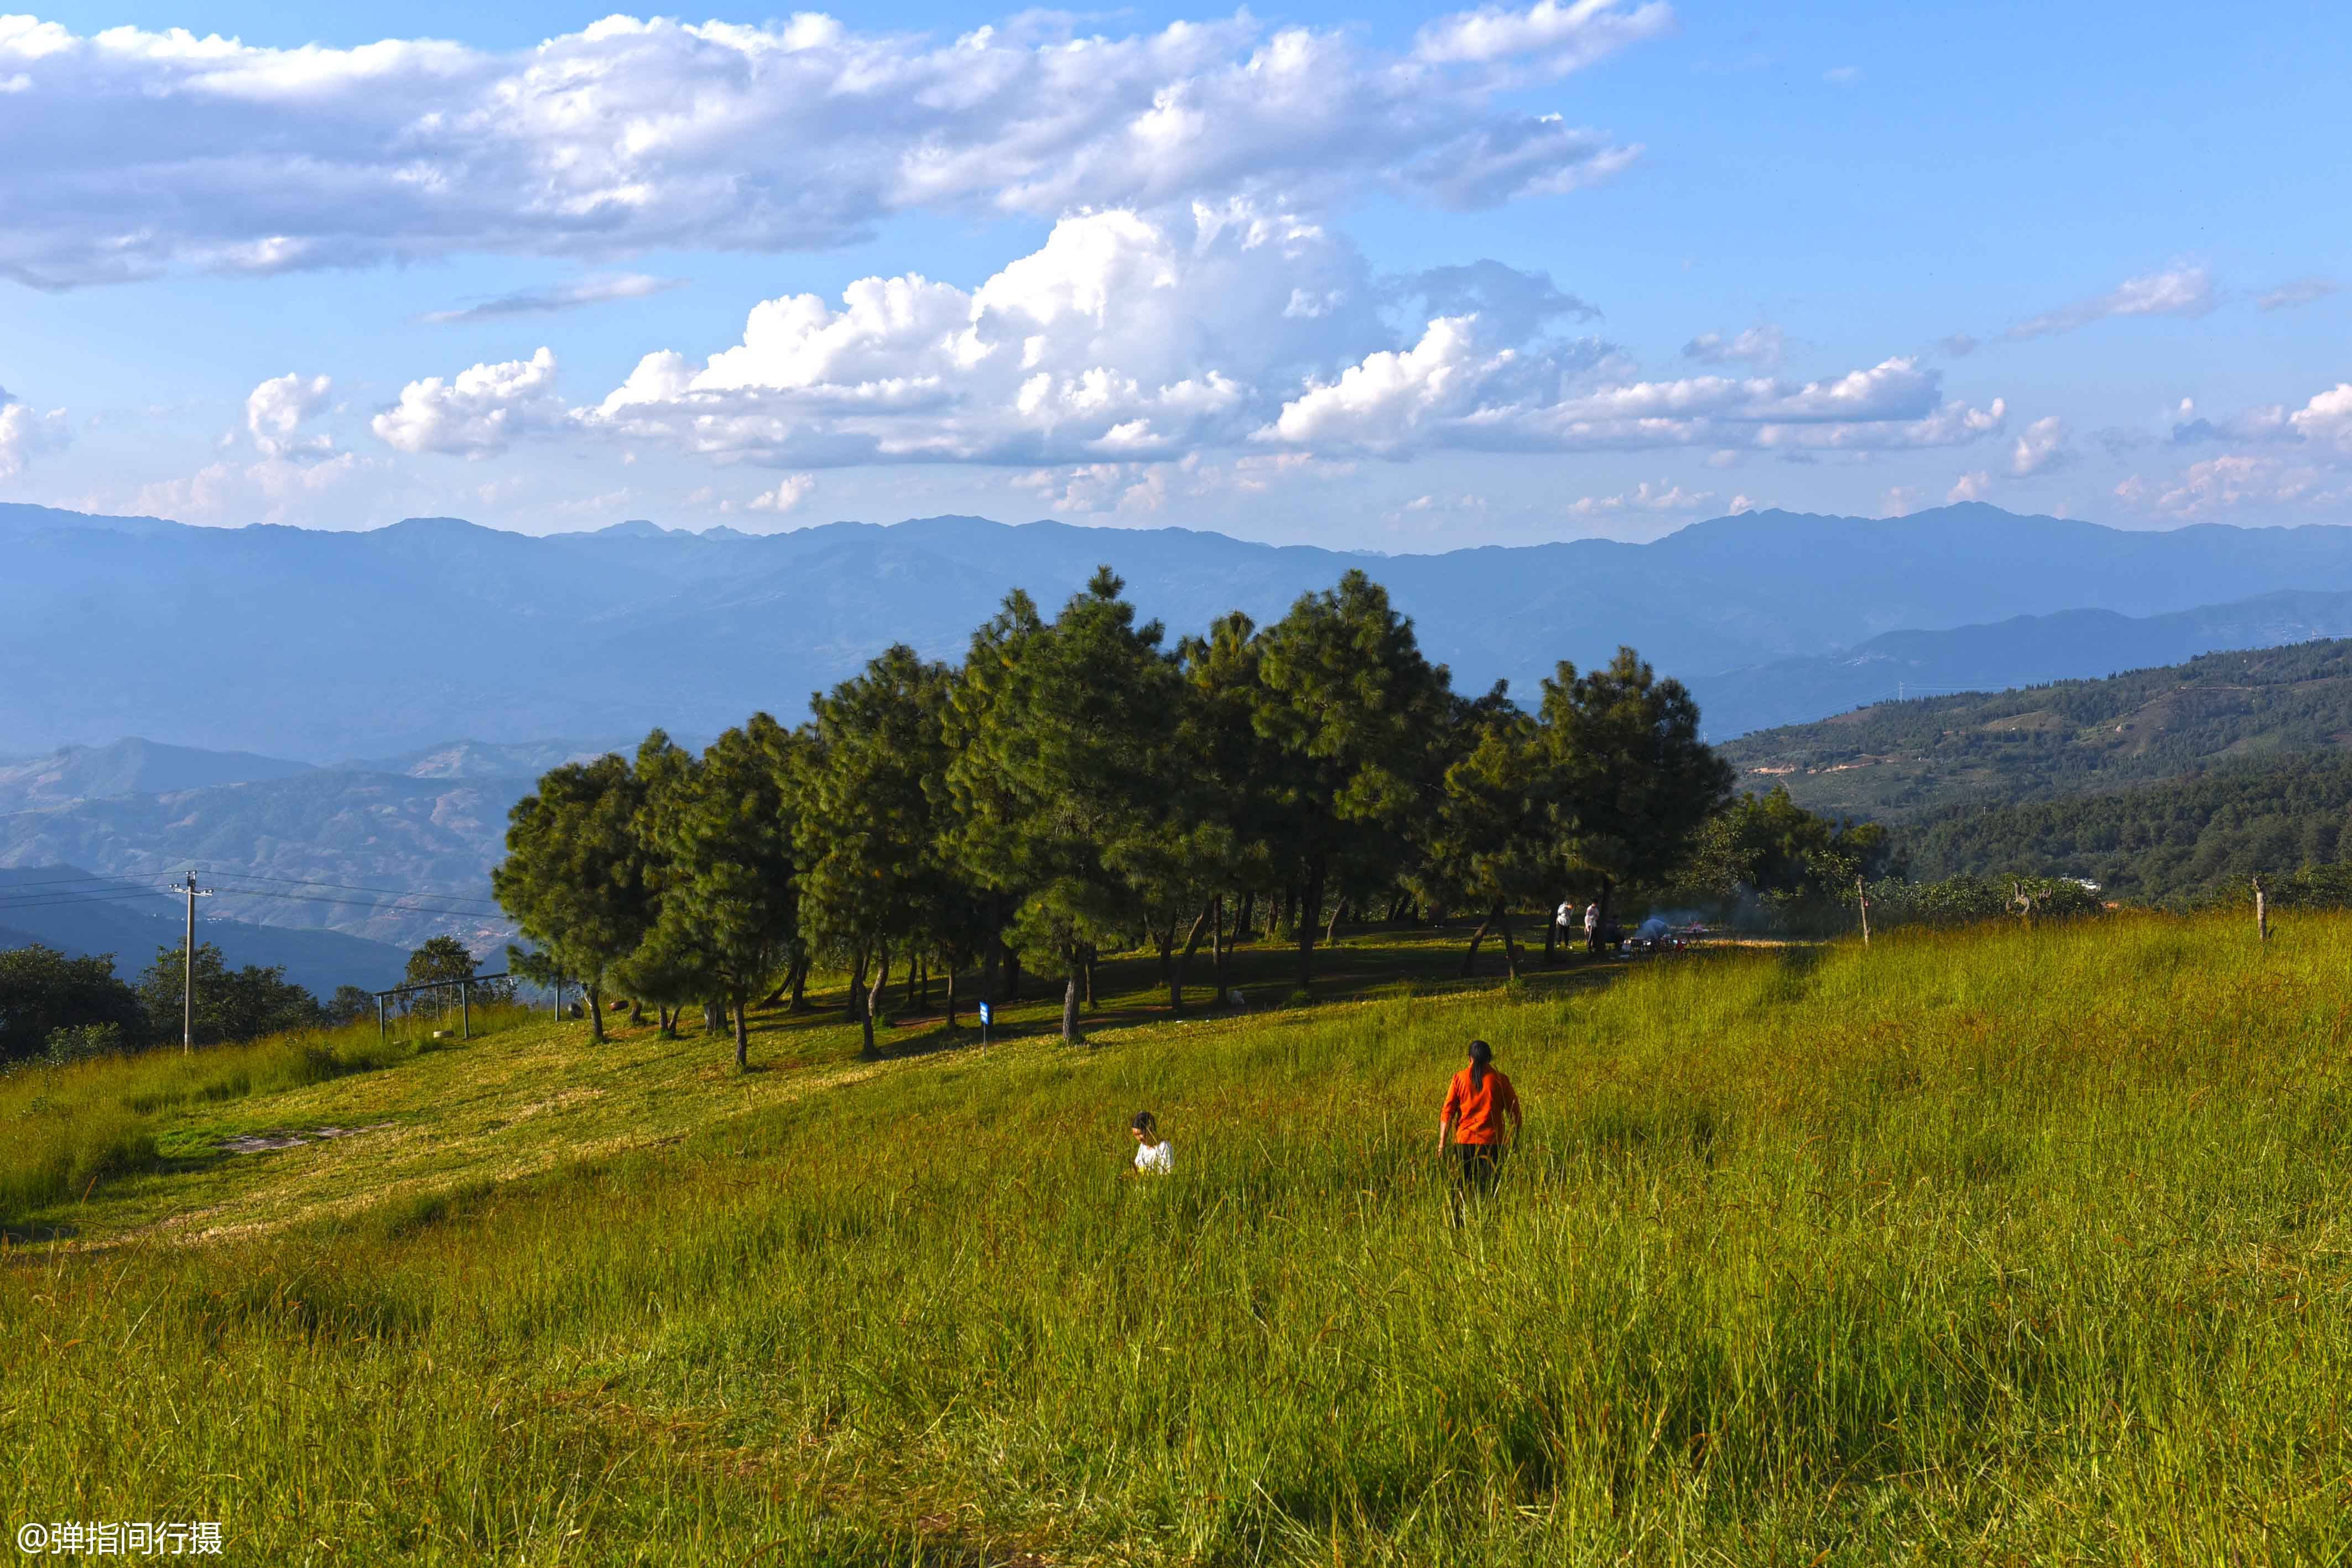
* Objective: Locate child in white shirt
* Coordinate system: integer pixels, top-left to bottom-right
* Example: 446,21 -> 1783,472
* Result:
1130,1110 -> 1173,1174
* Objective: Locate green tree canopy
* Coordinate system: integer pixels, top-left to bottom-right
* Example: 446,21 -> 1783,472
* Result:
0,944 -> 148,1064
1414,710 -> 1554,977
1682,785 -> 1894,907
136,942 -> 320,1048
1538,647 -> 1736,930
1253,570 -> 1454,991
798,645 -> 963,1057
638,715 -> 804,1068
946,567 -> 1184,1042
492,752 -> 652,1043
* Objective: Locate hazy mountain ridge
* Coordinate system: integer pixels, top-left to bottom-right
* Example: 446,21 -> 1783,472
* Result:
0,736 -> 316,813
19,501 -> 2352,758
1689,588 -> 2352,738
1720,638 -> 2352,823
0,770 -> 524,951
0,866 -> 413,997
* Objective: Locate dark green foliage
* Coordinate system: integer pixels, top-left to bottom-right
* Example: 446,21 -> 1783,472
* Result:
0,944 -> 148,1064
945,569 -> 1185,1041
1862,874 -> 2105,927
1539,647 -> 1736,929
1902,755 -> 2352,904
492,752 -> 653,1042
403,936 -> 477,989
1254,570 -> 1454,991
135,942 -> 321,1048
1681,785 -> 1896,907
1413,710 -> 1552,975
1724,637 -> 2352,823
798,647 -> 966,1056
637,716 -> 804,1067
324,985 -> 376,1026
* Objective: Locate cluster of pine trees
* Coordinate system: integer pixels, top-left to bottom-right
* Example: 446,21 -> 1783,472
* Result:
491,569 -> 1736,1062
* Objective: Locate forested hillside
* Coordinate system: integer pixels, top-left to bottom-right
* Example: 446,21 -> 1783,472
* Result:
1723,638 -> 2352,821
1901,757 -> 2352,903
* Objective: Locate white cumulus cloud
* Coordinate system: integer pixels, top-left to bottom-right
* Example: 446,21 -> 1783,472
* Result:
0,4 -> 1666,288
744,475 -> 815,513
0,385 -> 68,477
244,373 -> 334,459
372,348 -> 563,457
2010,414 -> 2068,476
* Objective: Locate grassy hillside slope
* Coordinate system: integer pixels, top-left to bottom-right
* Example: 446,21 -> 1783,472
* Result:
1722,637 -> 2352,821
6,920 -> 2350,1563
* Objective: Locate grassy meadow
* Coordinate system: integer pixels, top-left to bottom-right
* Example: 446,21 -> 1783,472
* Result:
4,915 -> 2350,1564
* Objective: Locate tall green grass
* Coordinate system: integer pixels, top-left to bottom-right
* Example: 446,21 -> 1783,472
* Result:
0,1004 -> 538,1232
5,915 -> 2350,1562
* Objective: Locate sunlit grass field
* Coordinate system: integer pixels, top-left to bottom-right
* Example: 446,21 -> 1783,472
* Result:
6,915 -> 2349,1564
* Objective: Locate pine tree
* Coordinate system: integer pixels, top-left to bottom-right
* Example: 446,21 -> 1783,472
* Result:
1537,648 -> 1736,935
636,715 -> 804,1070
1253,570 -> 1454,993
946,568 -> 1182,1043
491,752 -> 651,1043
798,646 -> 963,1058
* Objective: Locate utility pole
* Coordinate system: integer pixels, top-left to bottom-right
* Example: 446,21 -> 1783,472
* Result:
178,871 -> 213,1054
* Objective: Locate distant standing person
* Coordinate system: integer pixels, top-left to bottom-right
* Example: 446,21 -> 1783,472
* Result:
1439,1040 -> 1521,1213
1583,900 -> 1600,954
1128,1110 -> 1173,1175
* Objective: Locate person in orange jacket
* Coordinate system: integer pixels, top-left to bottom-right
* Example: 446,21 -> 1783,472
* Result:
1439,1038 -> 1521,1211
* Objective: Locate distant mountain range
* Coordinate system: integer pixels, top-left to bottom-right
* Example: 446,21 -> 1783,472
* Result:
0,866 -> 412,998
1686,588 -> 2352,738
20,500 -> 2352,756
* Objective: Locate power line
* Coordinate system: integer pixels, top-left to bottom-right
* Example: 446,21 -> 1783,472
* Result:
0,868 -> 185,893
204,869 -> 505,907
204,885 -> 507,920
0,887 -> 189,914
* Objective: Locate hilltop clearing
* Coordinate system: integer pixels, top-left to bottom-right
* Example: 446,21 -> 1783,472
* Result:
5,916 -> 2346,1562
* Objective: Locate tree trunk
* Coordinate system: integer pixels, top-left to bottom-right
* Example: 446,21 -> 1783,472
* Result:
1323,890 -> 1344,950
1156,928 -> 1175,986
1061,967 -> 1082,1045
906,955 -> 923,1013
944,967 -> 959,1031
1296,861 -> 1325,993
1543,900 -> 1558,963
626,997 -> 643,1024
869,946 -> 892,1032
1597,877 -> 1616,951
1237,889 -> 1256,942
705,1000 -> 725,1034
846,950 -> 868,1019
1171,900 -> 1214,1017
586,988 -> 606,1043
787,953 -> 809,1013
1460,905 -> 1498,978
1082,945 -> 1097,1009
1498,907 -> 1522,980
1211,894 -> 1228,999
732,994 -> 750,1070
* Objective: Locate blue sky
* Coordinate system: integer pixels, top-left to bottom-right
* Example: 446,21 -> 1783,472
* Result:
1,0 -> 2344,545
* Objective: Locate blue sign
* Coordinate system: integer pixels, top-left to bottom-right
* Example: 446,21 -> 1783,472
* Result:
977,1001 -> 992,1025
